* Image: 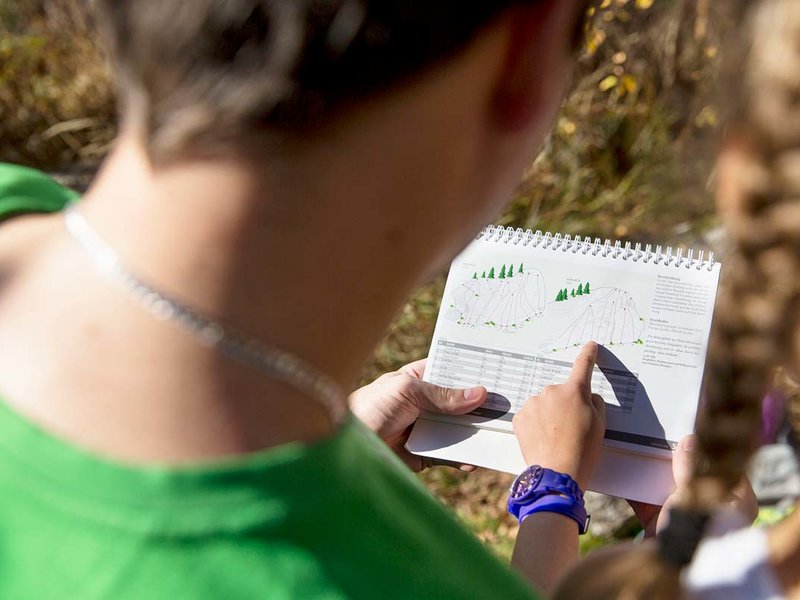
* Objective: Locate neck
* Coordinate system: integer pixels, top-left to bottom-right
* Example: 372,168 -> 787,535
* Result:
80,139 -> 426,392
0,136 -> 453,462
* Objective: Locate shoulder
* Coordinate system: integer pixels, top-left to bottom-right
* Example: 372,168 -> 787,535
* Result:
0,163 -> 78,215
0,163 -> 75,272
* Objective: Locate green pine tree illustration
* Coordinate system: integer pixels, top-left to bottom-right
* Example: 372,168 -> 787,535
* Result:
473,273 -> 478,279
482,271 -> 486,278
499,265 -> 506,278
488,267 -> 495,279
577,283 -> 583,295
518,263 -> 524,274
508,263 -> 514,277
584,281 -> 590,294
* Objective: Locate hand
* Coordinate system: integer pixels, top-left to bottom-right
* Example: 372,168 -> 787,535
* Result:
512,342 -> 606,490
349,358 -> 487,471
628,434 -> 759,537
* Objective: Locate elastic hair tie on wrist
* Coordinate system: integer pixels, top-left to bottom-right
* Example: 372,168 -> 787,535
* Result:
788,428 -> 800,457
657,507 -> 710,568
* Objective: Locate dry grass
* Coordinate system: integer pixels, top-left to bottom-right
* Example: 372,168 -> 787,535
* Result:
0,0 -> 114,167
1,0 -> 739,562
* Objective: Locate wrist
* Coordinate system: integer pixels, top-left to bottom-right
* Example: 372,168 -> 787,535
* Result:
507,465 -> 590,534
518,494 -> 590,534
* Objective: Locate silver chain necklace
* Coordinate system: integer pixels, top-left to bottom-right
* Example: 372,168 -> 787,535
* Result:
64,203 -> 347,425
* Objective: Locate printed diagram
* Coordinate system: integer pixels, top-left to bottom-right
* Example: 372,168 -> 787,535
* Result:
446,263 -> 547,330
444,263 -> 648,346
554,288 -> 645,350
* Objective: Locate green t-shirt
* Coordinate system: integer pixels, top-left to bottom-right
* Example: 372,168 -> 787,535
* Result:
0,163 -> 538,599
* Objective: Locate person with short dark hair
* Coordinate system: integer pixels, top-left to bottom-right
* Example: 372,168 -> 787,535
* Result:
0,2 -> 602,598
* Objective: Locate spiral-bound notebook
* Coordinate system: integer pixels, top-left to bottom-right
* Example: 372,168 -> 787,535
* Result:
406,227 -> 721,504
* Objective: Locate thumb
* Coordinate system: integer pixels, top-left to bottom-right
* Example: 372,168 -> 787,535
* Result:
672,435 -> 696,488
414,380 -> 487,415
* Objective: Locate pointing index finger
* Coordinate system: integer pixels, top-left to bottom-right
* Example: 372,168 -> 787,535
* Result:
568,341 -> 599,390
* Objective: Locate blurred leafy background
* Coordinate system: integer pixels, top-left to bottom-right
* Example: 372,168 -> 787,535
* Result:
1,0 -> 736,560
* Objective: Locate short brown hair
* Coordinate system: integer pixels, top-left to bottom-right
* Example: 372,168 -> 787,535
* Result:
94,0 -> 535,160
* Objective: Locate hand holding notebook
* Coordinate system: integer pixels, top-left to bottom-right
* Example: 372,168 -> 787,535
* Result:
406,226 -> 721,504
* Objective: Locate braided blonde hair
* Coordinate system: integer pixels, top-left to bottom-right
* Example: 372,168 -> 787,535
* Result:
694,0 -> 800,500
556,0 -> 800,597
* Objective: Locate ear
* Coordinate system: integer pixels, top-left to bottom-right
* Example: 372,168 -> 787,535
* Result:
490,0 -> 581,132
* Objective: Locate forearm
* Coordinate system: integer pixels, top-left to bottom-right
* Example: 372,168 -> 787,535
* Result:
511,513 -> 580,598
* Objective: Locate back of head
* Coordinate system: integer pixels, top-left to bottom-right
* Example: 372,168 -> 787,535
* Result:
553,541 -> 681,600
554,0 -> 800,597
94,0 -> 533,161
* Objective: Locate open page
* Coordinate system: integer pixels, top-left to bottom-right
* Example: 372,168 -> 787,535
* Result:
407,230 -> 720,500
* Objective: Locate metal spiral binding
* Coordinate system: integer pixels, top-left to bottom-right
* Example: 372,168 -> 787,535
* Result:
476,226 -> 717,271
